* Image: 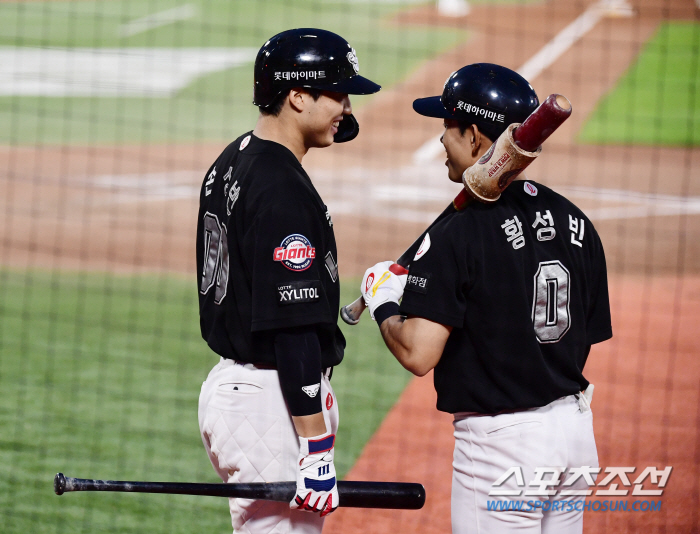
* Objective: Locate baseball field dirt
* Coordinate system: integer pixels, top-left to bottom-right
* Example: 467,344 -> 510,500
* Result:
1,0 -> 698,532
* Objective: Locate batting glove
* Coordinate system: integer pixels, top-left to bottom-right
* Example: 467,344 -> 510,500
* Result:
291,431 -> 339,517
361,261 -> 408,320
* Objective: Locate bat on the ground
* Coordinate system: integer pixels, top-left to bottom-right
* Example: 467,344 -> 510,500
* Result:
53,473 -> 425,510
340,94 -> 572,325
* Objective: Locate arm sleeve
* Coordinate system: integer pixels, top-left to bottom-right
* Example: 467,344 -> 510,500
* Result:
274,326 -> 323,417
245,181 -> 333,332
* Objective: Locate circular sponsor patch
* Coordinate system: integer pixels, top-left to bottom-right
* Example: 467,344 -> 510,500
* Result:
326,393 -> 334,410
365,273 -> 375,292
524,181 -> 538,196
414,233 -> 431,261
239,135 -> 251,151
273,234 -> 316,271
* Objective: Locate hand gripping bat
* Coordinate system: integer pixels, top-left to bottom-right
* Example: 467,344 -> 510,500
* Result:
54,473 -> 425,510
340,94 -> 572,325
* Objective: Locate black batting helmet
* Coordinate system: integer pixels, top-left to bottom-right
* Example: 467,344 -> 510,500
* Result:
413,63 -> 539,141
253,28 -> 381,143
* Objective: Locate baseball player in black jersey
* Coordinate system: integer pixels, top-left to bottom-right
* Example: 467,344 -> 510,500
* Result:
196,29 -> 380,534
362,64 -> 612,533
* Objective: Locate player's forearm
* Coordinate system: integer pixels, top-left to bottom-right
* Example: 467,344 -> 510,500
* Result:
379,315 -> 449,377
379,315 -> 426,376
292,412 -> 328,438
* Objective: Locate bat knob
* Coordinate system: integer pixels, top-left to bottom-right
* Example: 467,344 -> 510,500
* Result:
54,473 -> 66,495
340,305 -> 360,325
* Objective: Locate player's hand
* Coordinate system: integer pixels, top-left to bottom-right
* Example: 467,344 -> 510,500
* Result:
361,261 -> 408,320
291,432 -> 339,517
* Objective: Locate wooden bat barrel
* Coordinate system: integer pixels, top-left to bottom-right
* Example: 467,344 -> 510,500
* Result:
513,94 -> 572,152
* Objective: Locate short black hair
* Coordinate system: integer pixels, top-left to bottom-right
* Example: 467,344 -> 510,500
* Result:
259,87 -> 324,117
457,120 -> 497,143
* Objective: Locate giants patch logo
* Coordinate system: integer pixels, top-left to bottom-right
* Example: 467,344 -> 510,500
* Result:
273,234 -> 316,271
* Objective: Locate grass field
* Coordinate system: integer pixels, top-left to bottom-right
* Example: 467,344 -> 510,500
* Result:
579,21 -> 700,146
0,268 -> 411,533
0,0 -> 466,145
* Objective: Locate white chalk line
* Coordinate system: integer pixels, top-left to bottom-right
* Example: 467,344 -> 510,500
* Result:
0,47 -> 257,97
77,169 -> 700,223
118,4 -> 197,37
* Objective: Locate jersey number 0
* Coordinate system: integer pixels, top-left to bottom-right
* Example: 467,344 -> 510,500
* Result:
532,260 -> 571,343
201,212 -> 229,305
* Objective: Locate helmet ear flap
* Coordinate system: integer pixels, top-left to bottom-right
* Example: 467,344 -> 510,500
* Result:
333,114 -> 359,143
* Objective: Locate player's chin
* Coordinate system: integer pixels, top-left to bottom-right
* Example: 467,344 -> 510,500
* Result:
313,130 -> 335,148
446,162 -> 462,183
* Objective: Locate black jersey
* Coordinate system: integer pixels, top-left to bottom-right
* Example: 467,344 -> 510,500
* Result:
399,180 -> 612,414
196,132 -> 345,368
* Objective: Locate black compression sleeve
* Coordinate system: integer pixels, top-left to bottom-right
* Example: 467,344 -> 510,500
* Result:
274,325 -> 323,417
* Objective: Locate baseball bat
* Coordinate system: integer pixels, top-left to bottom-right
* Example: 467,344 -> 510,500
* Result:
53,473 -> 425,510
340,94 -> 571,325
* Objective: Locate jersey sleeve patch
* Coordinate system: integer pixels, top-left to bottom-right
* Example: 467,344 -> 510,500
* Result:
405,272 -> 431,294
239,134 -> 251,151
277,280 -> 321,305
273,234 -> 316,271
324,251 -> 338,283
413,233 -> 431,261
524,181 -> 538,196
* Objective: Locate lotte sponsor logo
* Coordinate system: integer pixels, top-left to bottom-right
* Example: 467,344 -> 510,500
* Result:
524,182 -> 538,196
365,273 -> 375,292
273,234 -> 316,271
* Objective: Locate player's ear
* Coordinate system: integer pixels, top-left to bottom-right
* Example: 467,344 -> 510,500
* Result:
288,88 -> 306,113
470,124 -> 483,157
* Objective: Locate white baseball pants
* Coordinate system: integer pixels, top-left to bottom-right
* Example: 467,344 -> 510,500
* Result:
199,357 -> 339,534
451,394 -> 598,534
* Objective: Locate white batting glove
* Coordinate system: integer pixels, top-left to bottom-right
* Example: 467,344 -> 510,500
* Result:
361,261 -> 408,320
291,432 -> 339,517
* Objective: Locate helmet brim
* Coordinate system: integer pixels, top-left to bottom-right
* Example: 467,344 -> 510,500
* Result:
412,96 -> 454,119
316,74 -> 381,95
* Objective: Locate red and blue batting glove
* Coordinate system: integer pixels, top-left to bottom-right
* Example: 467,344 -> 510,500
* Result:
291,431 -> 339,517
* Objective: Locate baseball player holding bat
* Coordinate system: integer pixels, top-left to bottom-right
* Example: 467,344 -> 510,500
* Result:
196,29 -> 380,534
361,63 -> 612,533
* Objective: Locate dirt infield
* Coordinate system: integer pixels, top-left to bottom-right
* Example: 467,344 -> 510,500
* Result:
1,0 -> 698,532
